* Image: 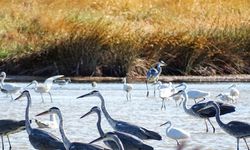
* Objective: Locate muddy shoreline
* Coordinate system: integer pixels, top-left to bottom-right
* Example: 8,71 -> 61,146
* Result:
4,75 -> 250,83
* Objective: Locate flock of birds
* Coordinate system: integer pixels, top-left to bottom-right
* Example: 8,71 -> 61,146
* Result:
0,62 -> 248,150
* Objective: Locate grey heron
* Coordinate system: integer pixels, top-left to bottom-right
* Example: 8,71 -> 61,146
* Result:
90,132 -> 124,150
80,106 -> 154,150
122,78 -> 133,101
171,90 -> 235,133
0,72 -> 22,100
15,90 -> 65,150
77,90 -> 162,141
199,101 -> 250,150
160,120 -> 190,146
146,61 -> 166,97
26,75 -> 64,103
36,107 -> 110,150
0,119 -> 26,149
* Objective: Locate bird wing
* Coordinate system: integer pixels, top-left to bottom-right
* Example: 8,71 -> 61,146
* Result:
44,75 -> 64,86
146,68 -> 159,81
0,120 -> 25,134
167,128 -> 190,139
227,121 -> 250,137
30,129 -> 65,150
115,121 -> 161,140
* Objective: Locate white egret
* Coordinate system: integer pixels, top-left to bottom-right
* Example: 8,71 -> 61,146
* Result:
160,120 -> 190,146
92,81 -> 97,88
122,77 -> 133,101
176,82 -> 210,103
0,72 -> 22,100
35,114 -> 58,129
157,81 -> 176,109
216,93 -> 235,103
228,84 -> 240,101
146,60 -> 167,97
26,75 -> 64,102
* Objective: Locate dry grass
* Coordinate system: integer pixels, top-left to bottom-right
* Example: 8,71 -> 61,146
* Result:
0,0 -> 249,76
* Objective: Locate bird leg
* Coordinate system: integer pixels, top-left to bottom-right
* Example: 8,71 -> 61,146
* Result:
126,92 -> 129,101
146,81 -> 149,97
161,98 -> 166,110
153,84 -> 156,97
48,92 -> 53,103
7,135 -> 11,149
1,135 -> 4,150
129,92 -> 132,101
243,138 -> 250,150
40,94 -> 44,103
207,118 -> 215,133
10,95 -> 14,101
193,98 -> 197,104
237,138 -> 239,150
176,139 -> 180,146
204,119 -> 209,132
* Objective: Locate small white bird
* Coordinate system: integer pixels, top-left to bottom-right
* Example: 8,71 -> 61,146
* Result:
216,93 -> 235,103
26,75 -> 64,103
157,81 -> 175,109
0,72 -> 22,100
122,78 -> 133,101
177,83 -> 210,103
91,81 -> 97,88
160,120 -> 190,146
228,84 -> 239,101
35,114 -> 58,129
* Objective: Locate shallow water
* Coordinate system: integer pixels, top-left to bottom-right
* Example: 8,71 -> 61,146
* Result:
0,82 -> 250,150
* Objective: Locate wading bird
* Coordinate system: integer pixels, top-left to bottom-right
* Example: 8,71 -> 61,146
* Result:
0,72 -> 22,100
26,75 -> 64,103
77,90 -> 162,141
122,78 -> 133,101
199,101 -> 250,150
36,107 -> 109,150
35,114 -> 58,129
156,81 -> 176,109
216,93 -> 235,103
15,91 -> 65,150
92,81 -> 97,88
160,120 -> 190,146
176,83 -> 210,103
90,132 -> 124,150
171,90 -> 235,133
0,119 -> 26,149
80,106 -> 154,150
228,84 -> 240,102
146,61 -> 167,97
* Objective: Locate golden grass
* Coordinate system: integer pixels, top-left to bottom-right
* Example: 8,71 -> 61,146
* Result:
0,0 -> 249,76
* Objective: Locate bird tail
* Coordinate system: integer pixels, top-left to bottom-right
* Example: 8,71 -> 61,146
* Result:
143,127 -> 162,140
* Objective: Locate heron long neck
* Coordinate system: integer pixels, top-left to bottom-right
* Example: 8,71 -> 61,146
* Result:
56,111 -> 71,150
212,103 -> 227,128
95,110 -> 105,136
166,122 -> 172,132
25,93 -> 32,135
182,91 -> 192,115
50,114 -> 57,122
0,73 -> 5,86
97,94 -> 115,127
156,64 -> 162,76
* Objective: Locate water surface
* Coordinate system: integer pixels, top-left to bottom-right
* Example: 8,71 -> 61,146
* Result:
0,82 -> 249,150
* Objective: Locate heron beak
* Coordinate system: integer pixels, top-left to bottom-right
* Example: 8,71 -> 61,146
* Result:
25,82 -> 33,89
89,136 -> 104,144
77,93 -> 91,99
36,110 -> 50,116
80,110 -> 93,119
160,121 -> 170,127
15,93 -> 24,101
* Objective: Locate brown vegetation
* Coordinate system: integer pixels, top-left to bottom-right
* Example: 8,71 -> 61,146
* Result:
0,0 -> 249,77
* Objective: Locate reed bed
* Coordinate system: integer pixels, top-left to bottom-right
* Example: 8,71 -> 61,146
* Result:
0,0 -> 249,76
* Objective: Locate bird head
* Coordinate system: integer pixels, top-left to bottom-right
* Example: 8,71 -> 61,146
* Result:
36,107 -> 60,117
80,106 -> 101,119
228,84 -> 236,89
15,90 -> 30,101
159,60 -> 167,67
90,132 -> 124,150
216,93 -> 223,98
170,90 -> 185,97
77,90 -> 100,99
0,71 -> 6,77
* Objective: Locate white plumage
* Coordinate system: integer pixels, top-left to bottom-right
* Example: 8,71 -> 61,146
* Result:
216,93 -> 235,103
0,72 -> 22,100
123,78 -> 133,101
228,84 -> 240,100
157,81 -> 176,109
160,121 -> 190,145
26,75 -> 64,102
